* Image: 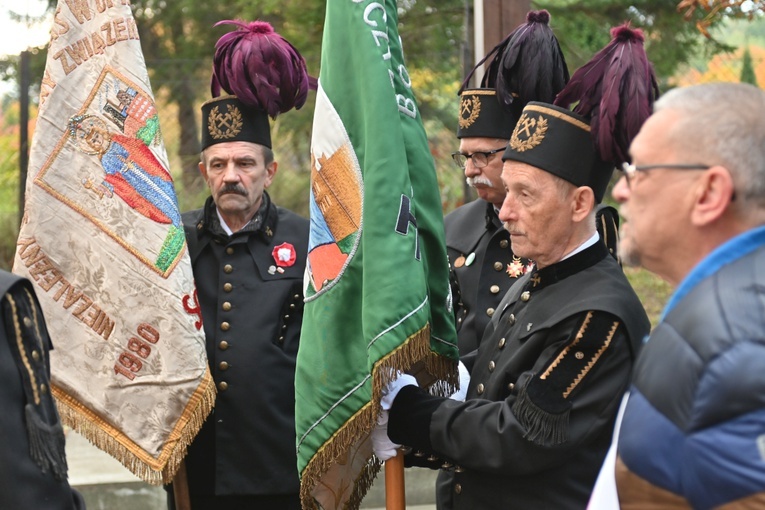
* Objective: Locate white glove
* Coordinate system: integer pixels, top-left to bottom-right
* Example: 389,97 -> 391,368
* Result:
372,373 -> 417,461
380,373 -> 418,410
448,361 -> 471,402
371,410 -> 400,461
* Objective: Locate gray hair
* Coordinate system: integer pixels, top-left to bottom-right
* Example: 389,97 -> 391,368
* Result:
654,82 -> 765,211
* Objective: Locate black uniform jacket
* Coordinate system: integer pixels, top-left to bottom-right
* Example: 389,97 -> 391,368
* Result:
389,241 -> 650,509
0,272 -> 85,510
181,193 -> 308,496
445,200 -> 529,355
445,200 -> 620,356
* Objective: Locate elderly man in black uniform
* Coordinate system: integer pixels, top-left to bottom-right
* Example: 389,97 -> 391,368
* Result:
446,11 -> 568,355
166,21 -> 310,510
374,26 -> 654,509
0,270 -> 85,509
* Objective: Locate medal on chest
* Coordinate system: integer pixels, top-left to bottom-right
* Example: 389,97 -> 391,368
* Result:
506,256 -> 526,278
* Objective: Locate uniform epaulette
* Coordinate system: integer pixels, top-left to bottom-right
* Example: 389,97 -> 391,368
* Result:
512,310 -> 622,445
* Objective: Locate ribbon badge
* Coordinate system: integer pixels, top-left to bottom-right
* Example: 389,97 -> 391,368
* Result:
272,242 -> 297,267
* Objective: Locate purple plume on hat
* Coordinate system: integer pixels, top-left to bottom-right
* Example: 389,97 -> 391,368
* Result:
554,24 -> 660,165
211,20 -> 311,118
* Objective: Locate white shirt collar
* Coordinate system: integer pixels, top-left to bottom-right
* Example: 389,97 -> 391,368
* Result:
216,208 -> 250,235
561,232 -> 600,261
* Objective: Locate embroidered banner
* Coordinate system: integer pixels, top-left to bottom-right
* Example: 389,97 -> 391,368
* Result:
295,0 -> 459,507
12,0 -> 214,484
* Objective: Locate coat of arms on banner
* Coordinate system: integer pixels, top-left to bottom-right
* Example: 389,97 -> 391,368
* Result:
306,91 -> 363,296
34,67 -> 184,277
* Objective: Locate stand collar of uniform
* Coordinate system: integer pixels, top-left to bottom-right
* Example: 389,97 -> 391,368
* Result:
485,201 -> 502,231
523,239 -> 608,293
201,191 -> 277,243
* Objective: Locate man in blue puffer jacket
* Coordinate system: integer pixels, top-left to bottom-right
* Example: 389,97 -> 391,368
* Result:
602,82 -> 765,508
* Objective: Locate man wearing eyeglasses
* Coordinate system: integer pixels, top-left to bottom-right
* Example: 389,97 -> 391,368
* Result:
445,10 -> 568,356
594,82 -> 765,508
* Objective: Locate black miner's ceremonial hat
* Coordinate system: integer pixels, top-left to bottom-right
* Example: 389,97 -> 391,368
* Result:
201,95 -> 272,150
456,10 -> 568,140
502,102 -> 613,202
457,89 -> 515,139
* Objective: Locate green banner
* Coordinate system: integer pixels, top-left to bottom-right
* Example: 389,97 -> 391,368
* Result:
295,0 -> 459,508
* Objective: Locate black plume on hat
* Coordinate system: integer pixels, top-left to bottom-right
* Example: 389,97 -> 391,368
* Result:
457,10 -> 569,139
494,10 -> 570,118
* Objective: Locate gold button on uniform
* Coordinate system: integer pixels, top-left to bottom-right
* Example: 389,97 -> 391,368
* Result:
32,350 -> 40,361
486,308 -> 495,317
218,381 -> 229,391
224,264 -> 233,274
508,382 -> 515,391
222,302 -> 232,311
499,240 -> 509,249
223,283 -> 233,292
219,340 -> 229,350
454,483 -> 462,494
575,351 -> 584,359
490,285 -> 500,294
226,247 -> 234,255
219,361 -> 229,371
520,291 -> 530,302
476,383 -> 485,395
493,262 -> 503,271
40,384 -> 47,394
508,313 -> 516,325
488,361 -> 495,372
220,322 -> 230,331
23,316 -> 32,327
498,337 -> 506,349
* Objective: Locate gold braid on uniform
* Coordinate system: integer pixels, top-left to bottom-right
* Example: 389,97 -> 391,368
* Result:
512,311 -> 621,446
6,289 -> 68,481
595,205 -> 620,262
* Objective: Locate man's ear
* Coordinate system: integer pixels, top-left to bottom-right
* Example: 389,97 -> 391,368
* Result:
572,186 -> 596,223
198,160 -> 208,181
691,166 -> 735,227
265,161 -> 278,188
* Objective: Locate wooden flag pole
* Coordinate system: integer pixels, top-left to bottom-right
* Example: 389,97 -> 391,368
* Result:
385,451 -> 406,510
172,460 -> 192,510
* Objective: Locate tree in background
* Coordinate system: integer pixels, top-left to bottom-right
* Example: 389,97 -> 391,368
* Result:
741,46 -> 759,86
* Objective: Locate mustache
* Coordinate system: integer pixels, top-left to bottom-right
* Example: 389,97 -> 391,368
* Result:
466,176 -> 494,188
218,183 -> 248,196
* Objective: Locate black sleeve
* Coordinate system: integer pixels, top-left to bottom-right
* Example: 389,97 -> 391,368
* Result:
390,311 -> 632,477
0,279 -> 85,509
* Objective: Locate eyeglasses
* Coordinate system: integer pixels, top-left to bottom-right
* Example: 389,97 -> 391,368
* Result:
451,147 -> 506,169
620,162 -> 710,188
